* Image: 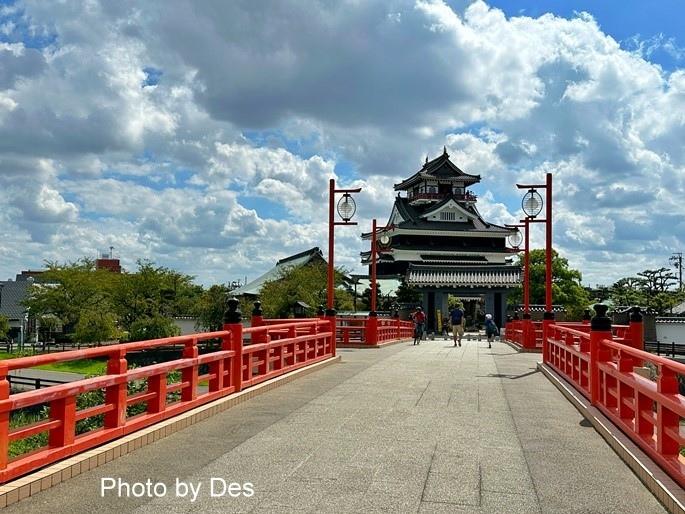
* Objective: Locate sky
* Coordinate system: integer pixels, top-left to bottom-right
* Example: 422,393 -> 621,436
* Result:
0,0 -> 684,290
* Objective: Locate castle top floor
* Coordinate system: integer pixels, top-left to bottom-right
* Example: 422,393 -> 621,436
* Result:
393,147 -> 481,207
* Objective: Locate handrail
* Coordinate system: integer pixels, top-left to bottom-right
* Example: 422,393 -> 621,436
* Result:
335,316 -> 413,346
0,318 -> 334,484
0,312 -> 412,483
544,319 -> 685,489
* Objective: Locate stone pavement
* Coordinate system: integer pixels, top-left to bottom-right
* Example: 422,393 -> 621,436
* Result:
8,369 -> 85,391
2,336 -> 673,513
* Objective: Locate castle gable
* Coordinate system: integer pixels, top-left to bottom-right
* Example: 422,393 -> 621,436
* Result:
417,197 -> 474,224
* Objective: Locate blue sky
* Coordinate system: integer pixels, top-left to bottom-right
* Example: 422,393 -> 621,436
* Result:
0,0 -> 684,290
492,0 -> 685,68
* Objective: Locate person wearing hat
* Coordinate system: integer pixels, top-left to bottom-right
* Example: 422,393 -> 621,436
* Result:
484,313 -> 499,348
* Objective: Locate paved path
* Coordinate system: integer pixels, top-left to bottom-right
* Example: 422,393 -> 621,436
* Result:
3,336 -> 670,513
8,369 -> 85,391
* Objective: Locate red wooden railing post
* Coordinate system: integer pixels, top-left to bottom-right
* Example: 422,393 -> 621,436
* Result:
542,311 -> 555,363
48,396 -> 76,448
325,312 -> 337,357
181,338 -> 199,402
104,348 -> 128,428
0,362 -> 9,470
656,363 -> 681,455
223,297 -> 244,393
590,304 -> 612,406
147,372 -> 167,414
366,313 -> 378,346
394,311 -> 401,341
522,313 -> 534,349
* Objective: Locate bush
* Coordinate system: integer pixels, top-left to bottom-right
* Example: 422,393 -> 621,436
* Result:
8,367 -> 183,457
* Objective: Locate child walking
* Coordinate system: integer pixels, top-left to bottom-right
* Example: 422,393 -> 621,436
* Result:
484,314 -> 498,349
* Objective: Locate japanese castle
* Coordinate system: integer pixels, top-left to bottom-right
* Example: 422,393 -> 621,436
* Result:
361,148 -> 521,332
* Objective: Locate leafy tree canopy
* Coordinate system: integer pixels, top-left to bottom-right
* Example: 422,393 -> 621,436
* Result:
24,258 -> 198,345
258,260 -> 353,318
192,284 -> 232,332
607,267 -> 684,315
395,278 -> 421,307
0,315 -> 10,341
508,248 -> 590,320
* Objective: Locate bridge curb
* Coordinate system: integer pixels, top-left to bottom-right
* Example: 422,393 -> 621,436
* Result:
539,362 -> 685,514
0,355 -> 341,509
337,338 -> 409,349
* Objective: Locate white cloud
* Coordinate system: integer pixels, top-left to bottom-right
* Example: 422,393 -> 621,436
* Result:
0,0 -> 683,289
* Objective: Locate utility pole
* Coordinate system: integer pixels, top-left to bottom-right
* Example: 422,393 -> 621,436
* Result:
670,252 -> 683,291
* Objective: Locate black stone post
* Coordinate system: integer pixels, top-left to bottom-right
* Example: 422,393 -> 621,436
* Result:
629,306 -> 644,352
591,303 -> 611,332
582,309 -> 591,324
589,303 -> 612,404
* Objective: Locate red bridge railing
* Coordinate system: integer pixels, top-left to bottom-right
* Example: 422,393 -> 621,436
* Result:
542,305 -> 685,489
504,318 -> 549,350
0,301 -> 335,484
335,316 -> 413,346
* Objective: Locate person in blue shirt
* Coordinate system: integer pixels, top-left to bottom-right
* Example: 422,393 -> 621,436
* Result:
449,304 -> 465,347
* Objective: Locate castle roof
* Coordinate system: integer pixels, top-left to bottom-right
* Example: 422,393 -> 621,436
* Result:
406,264 -> 521,288
389,196 -> 511,236
393,147 -> 481,191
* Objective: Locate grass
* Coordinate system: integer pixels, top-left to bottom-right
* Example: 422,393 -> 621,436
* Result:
34,359 -> 107,375
0,350 -> 107,375
8,409 -> 49,458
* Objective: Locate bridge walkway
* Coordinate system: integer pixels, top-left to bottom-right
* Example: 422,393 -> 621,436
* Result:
2,337 -> 669,513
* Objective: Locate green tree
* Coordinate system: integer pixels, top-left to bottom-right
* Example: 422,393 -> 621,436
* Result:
608,277 -> 646,307
637,268 -> 680,315
395,278 -> 421,306
608,269 -> 684,315
24,258 -> 199,345
111,260 -> 197,340
360,283 -> 381,311
508,249 -> 590,320
0,315 -> 10,341
258,261 -> 353,318
192,284 -> 232,332
128,315 -> 181,341
23,259 -> 118,346
72,310 -> 122,347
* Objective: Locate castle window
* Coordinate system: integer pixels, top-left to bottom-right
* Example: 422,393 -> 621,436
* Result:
440,211 -> 457,221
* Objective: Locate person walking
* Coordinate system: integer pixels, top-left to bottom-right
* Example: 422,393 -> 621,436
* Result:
449,304 -> 465,347
411,306 -> 426,345
484,314 -> 499,348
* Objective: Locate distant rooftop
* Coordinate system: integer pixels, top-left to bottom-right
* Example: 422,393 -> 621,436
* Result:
230,247 -> 325,296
